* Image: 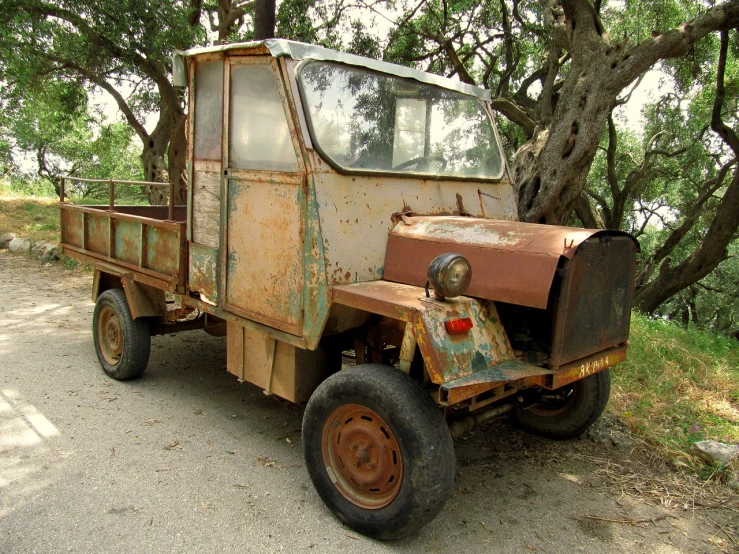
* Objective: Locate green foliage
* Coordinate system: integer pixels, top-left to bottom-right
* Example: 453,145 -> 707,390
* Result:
276,0 -> 353,50
585,28 -> 739,329
1,77 -> 143,199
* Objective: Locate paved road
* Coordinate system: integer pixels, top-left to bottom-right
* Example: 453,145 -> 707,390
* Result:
0,251 -> 719,553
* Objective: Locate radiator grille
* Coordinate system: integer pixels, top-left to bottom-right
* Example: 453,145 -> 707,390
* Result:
552,235 -> 636,366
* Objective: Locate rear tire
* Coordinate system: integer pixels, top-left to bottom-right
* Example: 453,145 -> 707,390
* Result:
511,370 -> 611,439
93,288 -> 150,380
302,364 -> 455,540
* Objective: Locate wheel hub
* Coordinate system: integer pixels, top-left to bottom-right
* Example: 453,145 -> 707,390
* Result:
98,306 -> 122,365
321,404 -> 403,509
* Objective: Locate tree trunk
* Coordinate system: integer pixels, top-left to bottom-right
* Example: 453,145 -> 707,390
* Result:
253,0 -> 276,40
512,51 -> 619,224
634,28 -> 739,314
168,112 -> 188,205
512,0 -> 739,225
140,105 -> 187,206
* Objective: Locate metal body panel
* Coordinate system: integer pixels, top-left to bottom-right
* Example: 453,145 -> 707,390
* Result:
439,360 -> 553,405
85,212 -> 110,255
548,344 -> 628,389
188,243 -> 219,302
217,56 -> 307,338
121,276 -> 167,319
384,216 -> 635,309
224,179 -> 304,335
416,296 -> 512,384
59,204 -> 186,293
312,157 -> 517,290
191,169 -> 221,248
332,281 -> 514,385
299,176 -> 331,347
226,321 -> 328,402
549,236 -> 637,367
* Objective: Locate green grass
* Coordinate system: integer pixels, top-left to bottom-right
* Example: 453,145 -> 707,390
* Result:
611,313 -> 739,467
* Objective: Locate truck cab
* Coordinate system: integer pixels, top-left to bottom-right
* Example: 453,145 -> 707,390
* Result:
60,39 -> 638,539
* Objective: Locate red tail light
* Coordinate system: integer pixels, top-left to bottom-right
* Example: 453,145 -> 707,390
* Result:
445,317 -> 473,334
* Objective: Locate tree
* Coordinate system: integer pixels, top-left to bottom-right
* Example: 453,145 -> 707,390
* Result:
0,0 -> 205,204
0,0 -> 283,204
4,78 -> 143,197
370,1 -> 739,224
633,29 -> 739,313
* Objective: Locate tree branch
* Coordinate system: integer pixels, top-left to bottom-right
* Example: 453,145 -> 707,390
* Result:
614,2 -> 739,93
711,29 -> 739,156
489,98 -> 536,138
46,55 -> 148,141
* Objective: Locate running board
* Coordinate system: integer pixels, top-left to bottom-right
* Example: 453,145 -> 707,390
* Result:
438,360 -> 553,405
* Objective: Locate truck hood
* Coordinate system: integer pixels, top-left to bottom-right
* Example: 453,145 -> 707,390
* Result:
383,216 -> 638,309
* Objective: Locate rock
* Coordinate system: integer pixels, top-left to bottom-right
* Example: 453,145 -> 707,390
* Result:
690,440 -> 739,466
8,237 -> 32,254
0,232 -> 15,249
31,241 -> 60,261
581,415 -> 634,450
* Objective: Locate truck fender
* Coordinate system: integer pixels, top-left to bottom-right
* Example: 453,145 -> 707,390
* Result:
92,269 -> 166,320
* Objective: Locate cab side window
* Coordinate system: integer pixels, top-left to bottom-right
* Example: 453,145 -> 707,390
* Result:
229,64 -> 298,172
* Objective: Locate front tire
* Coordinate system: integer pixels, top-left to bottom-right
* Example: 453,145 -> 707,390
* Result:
511,370 -> 611,439
92,288 -> 150,380
302,364 -> 455,540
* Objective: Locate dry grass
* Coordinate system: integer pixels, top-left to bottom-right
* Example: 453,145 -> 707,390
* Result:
0,193 -> 61,243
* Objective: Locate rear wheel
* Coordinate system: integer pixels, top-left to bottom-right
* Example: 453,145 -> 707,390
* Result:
511,370 -> 611,439
302,364 -> 455,540
93,288 -> 150,380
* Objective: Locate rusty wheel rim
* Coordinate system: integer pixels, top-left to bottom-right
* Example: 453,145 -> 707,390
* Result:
321,404 -> 403,509
98,305 -> 123,366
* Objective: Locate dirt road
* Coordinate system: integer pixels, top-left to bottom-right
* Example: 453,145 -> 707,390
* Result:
0,251 -> 732,553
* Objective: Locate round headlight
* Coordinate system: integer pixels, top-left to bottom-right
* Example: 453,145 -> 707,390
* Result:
427,253 -> 472,300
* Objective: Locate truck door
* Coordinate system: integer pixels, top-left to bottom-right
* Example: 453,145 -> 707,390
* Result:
222,56 -> 305,336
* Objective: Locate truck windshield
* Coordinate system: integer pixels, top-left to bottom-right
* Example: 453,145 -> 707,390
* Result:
298,61 -> 504,179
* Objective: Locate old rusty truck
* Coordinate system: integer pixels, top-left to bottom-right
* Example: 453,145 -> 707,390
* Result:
59,39 -> 638,539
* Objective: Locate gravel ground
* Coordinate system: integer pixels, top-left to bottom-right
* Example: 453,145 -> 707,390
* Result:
0,250 -> 732,553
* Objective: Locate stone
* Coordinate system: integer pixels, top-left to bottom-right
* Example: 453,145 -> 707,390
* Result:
690,440 -> 739,466
31,241 -> 60,261
0,232 -> 15,249
8,237 -> 32,254
581,415 -> 634,450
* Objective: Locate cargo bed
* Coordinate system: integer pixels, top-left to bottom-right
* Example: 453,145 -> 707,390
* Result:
60,192 -> 187,293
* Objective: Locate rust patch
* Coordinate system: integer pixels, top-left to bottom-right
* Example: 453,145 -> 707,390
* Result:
332,281 -> 515,386
547,344 -> 628,389
146,227 -> 180,275
384,216 -> 637,309
86,213 -> 110,256
225,178 -> 303,335
189,243 -> 219,301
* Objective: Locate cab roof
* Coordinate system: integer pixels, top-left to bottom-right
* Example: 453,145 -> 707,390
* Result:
176,39 -> 491,102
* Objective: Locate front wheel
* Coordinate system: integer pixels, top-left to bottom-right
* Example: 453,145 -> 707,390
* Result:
511,369 -> 611,439
302,364 -> 456,540
92,288 -> 151,380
